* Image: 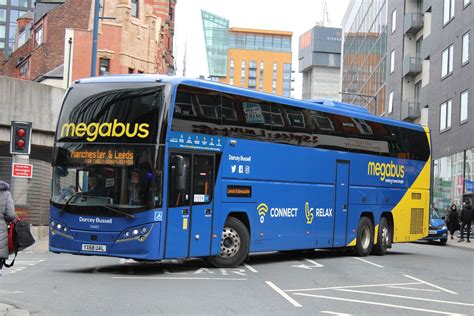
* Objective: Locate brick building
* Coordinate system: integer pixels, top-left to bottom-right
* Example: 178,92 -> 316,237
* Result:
2,0 -> 176,87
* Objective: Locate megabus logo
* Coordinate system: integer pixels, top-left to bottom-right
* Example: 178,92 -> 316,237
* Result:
368,161 -> 405,183
61,120 -> 149,142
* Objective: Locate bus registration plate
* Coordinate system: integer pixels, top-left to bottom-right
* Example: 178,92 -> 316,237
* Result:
82,244 -> 106,252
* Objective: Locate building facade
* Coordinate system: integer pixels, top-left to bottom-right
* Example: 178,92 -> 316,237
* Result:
2,0 -> 176,86
202,11 -> 293,97
341,0 -> 388,115
341,0 -> 473,211
0,0 -> 35,57
299,26 -> 342,100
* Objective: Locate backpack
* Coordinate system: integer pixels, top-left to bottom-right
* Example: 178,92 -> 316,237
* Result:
4,220 -> 35,268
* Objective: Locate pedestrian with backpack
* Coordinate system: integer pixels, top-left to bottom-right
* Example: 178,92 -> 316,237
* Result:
0,180 -> 17,274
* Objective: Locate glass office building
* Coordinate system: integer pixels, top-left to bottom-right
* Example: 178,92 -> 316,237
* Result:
341,0 -> 388,115
201,10 -> 229,79
0,0 -> 34,56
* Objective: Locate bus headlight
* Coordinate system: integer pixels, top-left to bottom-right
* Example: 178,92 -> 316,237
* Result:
50,219 -> 73,239
117,224 -> 153,243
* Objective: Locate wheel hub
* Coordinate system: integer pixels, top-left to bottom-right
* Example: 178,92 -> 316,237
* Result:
219,227 -> 241,258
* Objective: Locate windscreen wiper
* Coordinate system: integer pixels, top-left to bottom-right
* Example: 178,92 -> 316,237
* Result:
59,193 -> 135,219
59,192 -> 95,213
100,205 -> 135,219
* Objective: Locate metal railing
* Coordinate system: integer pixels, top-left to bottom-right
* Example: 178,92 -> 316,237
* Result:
403,57 -> 422,77
401,101 -> 421,120
404,12 -> 424,34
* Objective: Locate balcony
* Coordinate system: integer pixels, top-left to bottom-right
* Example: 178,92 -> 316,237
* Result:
401,101 -> 421,120
404,12 -> 423,35
403,57 -> 422,77
423,0 -> 432,13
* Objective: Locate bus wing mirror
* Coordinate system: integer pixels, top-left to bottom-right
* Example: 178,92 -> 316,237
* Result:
174,155 -> 189,193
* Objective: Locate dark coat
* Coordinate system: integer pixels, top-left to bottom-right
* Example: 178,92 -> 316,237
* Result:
461,204 -> 473,223
0,181 -> 17,259
446,208 -> 460,232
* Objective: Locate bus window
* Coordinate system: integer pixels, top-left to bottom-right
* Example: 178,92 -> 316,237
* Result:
193,156 -> 213,205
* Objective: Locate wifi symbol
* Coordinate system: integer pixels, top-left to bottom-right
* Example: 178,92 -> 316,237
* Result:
257,203 -> 268,224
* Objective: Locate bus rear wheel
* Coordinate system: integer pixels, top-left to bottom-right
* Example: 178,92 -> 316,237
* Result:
206,217 -> 249,268
372,217 -> 390,256
354,216 -> 374,257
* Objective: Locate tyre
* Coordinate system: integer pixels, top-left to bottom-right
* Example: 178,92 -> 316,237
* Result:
440,238 -> 448,245
353,216 -> 374,257
206,217 -> 250,268
372,217 -> 391,256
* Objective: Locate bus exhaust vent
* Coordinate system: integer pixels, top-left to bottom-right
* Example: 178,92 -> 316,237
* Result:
410,208 -> 424,234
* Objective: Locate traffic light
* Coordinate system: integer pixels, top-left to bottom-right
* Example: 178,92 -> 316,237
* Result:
10,121 -> 32,155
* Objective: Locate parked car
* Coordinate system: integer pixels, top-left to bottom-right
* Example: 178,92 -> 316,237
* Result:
423,209 -> 448,244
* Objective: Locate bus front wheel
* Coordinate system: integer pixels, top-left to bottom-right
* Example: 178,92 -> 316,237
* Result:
206,217 -> 250,268
354,216 -> 374,256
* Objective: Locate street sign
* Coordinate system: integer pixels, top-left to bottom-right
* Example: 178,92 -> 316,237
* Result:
12,163 -> 33,178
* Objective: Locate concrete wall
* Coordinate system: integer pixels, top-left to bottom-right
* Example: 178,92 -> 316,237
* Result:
302,66 -> 341,101
0,76 -> 66,149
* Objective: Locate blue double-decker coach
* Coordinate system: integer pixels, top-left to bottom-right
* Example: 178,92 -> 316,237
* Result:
50,75 -> 431,267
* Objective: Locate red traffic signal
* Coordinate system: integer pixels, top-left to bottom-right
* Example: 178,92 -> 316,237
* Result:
10,121 -> 32,155
17,128 -> 26,138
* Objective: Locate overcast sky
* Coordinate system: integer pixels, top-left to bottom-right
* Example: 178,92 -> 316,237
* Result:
174,0 -> 350,98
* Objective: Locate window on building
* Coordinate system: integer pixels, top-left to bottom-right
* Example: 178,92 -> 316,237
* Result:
391,10 -> 397,33
229,78 -> 234,85
440,99 -> 452,131
0,42 -> 4,49
99,58 -> 110,76
19,61 -> 28,77
388,91 -> 394,113
35,25 -> 43,46
441,44 -> 454,77
460,90 -> 469,123
390,50 -> 395,73
128,68 -> 134,74
131,0 -> 138,18
0,9 -> 6,22
443,0 -> 455,25
0,25 -> 5,38
462,32 -> 469,65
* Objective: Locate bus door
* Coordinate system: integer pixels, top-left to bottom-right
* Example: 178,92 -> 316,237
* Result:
333,161 -> 350,247
165,153 -> 214,259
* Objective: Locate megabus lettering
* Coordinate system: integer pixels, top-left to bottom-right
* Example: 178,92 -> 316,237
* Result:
367,161 -> 405,182
61,120 -> 149,142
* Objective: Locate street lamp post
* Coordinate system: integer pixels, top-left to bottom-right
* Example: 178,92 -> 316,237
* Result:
90,0 -> 100,77
339,92 -> 377,115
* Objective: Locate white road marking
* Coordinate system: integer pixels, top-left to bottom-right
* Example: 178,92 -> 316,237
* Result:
294,293 -> 463,315
0,290 -> 24,295
404,275 -> 458,295
286,282 -> 420,293
0,258 -> 45,274
336,289 -> 474,306
266,281 -> 302,308
112,276 -> 246,281
291,258 -> 324,270
320,311 -> 352,316
244,263 -> 258,273
353,257 -> 383,268
387,285 -> 441,292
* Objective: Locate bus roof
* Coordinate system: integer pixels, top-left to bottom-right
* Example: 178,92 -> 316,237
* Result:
77,75 -> 426,132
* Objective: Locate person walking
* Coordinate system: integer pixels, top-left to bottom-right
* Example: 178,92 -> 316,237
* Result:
0,180 -> 17,273
446,204 -> 460,240
459,200 -> 473,242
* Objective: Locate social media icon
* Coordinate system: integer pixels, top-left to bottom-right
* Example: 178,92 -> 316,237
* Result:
231,165 -> 237,173
238,165 -> 244,174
